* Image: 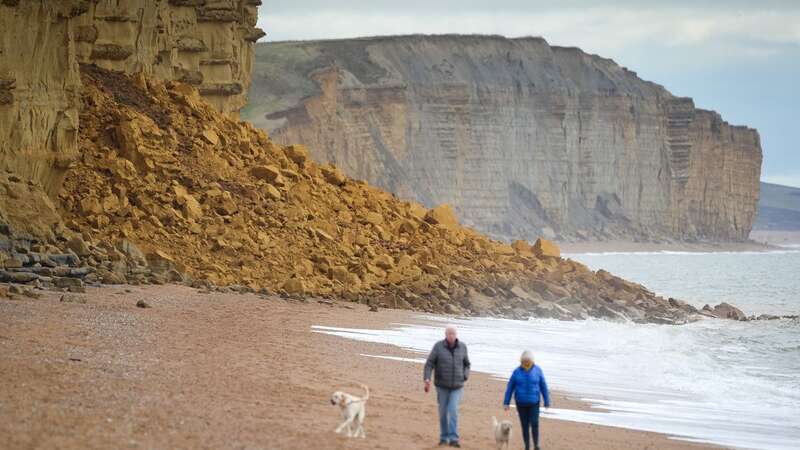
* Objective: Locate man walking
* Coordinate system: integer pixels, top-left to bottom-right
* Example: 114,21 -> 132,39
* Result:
424,324 -> 471,447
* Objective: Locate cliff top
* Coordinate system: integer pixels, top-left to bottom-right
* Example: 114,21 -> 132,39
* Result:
266,33 -> 548,45
250,34 -> 669,110
251,33 -> 759,133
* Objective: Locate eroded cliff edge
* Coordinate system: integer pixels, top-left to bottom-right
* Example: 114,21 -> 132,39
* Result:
246,35 -> 763,243
0,0 -> 263,206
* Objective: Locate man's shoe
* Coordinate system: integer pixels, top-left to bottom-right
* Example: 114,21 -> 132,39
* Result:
438,441 -> 448,446
449,442 -> 461,448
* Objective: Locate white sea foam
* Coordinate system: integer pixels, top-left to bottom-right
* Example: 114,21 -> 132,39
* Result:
314,317 -> 800,450
313,251 -> 800,450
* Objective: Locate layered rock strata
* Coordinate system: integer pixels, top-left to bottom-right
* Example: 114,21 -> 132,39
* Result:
0,0 -> 263,201
246,35 -> 763,242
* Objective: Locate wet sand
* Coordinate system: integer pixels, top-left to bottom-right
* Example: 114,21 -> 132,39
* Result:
0,284 -> 724,449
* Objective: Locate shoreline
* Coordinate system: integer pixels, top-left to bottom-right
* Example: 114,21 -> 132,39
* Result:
559,231 -> 800,254
0,284 -> 724,449
558,239 -> 778,254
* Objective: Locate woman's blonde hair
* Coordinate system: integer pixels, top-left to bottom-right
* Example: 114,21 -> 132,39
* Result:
520,350 -> 534,362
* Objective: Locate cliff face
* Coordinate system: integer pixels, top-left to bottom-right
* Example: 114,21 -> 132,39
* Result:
0,0 -> 262,203
246,35 -> 763,242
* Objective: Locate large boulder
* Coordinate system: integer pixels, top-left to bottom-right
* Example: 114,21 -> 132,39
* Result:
200,129 -> 219,146
282,277 -> 305,295
250,165 -> 283,184
172,184 -> 203,220
703,302 -> 748,321
145,249 -> 178,274
424,204 -> 459,228
262,184 -> 282,201
182,195 -> 203,220
533,238 -> 560,258
321,164 -> 346,186
66,236 -> 91,257
511,240 -> 534,256
284,144 -> 309,166
364,211 -> 383,226
117,239 -> 146,265
373,254 -> 394,270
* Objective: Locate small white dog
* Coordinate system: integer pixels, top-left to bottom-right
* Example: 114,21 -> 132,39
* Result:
330,384 -> 370,438
492,416 -> 513,450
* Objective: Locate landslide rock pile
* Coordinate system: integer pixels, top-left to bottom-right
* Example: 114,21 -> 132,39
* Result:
50,65 -> 699,324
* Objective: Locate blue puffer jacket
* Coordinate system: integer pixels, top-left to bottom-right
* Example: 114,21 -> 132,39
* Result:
503,365 -> 551,407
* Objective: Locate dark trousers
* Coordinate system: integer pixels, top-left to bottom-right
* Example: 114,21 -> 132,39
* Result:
516,403 -> 540,450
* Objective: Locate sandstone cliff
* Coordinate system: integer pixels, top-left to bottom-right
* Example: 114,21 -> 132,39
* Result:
246,35 -> 763,242
0,0 -> 263,202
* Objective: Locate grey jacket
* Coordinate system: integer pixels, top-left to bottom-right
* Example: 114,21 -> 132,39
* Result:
424,339 -> 471,389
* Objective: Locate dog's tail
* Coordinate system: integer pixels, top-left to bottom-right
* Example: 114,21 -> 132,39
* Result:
360,384 -> 370,401
492,416 -> 498,427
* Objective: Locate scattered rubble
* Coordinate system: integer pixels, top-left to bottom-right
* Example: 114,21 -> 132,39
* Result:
62,67 -> 721,323
0,66 -> 738,324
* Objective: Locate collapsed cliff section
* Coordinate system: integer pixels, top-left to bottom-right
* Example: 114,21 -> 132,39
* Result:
245,35 -> 763,243
0,0 -> 263,202
0,0 -> 264,279
47,65 -> 697,324
72,0 -> 264,116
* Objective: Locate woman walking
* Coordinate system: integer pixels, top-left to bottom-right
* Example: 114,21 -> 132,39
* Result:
503,350 -> 550,450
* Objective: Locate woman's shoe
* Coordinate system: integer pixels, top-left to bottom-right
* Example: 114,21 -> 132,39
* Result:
449,442 -> 461,448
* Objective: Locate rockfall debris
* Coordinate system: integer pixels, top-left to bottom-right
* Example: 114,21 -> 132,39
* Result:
27,65 -> 706,323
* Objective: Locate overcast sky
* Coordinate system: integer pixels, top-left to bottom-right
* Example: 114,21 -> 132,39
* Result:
257,1 -> 800,187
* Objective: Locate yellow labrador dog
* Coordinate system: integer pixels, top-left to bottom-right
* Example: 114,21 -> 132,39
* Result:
492,416 -> 513,450
330,384 -> 369,438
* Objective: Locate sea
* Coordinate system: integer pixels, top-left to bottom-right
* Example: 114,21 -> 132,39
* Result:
313,247 -> 800,450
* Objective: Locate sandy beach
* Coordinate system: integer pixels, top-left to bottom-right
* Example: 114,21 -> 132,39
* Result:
0,284 -> 724,449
